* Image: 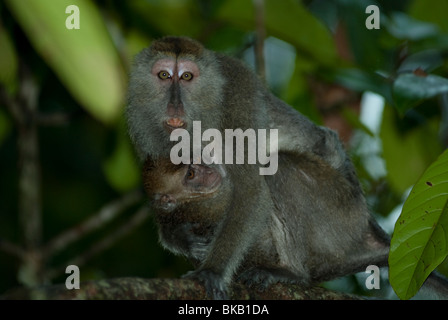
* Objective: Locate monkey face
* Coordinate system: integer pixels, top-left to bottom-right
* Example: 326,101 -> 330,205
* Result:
126,37 -> 226,159
150,57 -> 199,132
143,158 -> 222,214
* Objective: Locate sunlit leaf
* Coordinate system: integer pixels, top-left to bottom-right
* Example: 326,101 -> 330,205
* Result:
5,0 -> 126,123
389,149 -> 448,300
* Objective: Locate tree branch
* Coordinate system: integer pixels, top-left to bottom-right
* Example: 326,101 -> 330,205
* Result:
253,0 -> 266,80
1,64 -> 43,286
42,189 -> 144,259
1,277 -> 361,300
44,204 -> 150,280
0,238 -> 26,260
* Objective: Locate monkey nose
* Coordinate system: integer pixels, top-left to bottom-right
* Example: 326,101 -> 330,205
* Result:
160,194 -> 175,204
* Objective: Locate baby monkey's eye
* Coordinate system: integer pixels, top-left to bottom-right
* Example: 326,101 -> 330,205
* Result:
181,72 -> 193,81
158,71 -> 171,80
186,168 -> 195,180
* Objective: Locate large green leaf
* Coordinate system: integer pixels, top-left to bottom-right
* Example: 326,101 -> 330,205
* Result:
5,0 -> 125,123
389,148 -> 448,300
217,0 -> 337,66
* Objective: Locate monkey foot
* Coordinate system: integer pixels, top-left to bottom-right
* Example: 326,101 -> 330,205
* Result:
183,269 -> 229,300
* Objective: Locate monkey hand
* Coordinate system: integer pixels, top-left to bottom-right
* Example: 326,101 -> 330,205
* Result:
182,269 -> 229,300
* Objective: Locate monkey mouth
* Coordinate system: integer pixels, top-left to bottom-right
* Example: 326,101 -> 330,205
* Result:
164,118 -> 186,131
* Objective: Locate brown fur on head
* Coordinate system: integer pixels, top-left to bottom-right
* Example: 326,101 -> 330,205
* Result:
142,157 -> 180,197
149,36 -> 204,57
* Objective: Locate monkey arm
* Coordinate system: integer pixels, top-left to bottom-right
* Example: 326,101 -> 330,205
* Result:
184,164 -> 273,299
264,93 -> 355,182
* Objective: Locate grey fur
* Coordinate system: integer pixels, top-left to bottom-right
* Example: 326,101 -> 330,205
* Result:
127,36 -> 371,299
128,37 -> 401,299
143,153 -> 390,293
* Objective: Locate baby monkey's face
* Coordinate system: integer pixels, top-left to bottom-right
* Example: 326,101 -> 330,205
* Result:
142,158 -> 222,213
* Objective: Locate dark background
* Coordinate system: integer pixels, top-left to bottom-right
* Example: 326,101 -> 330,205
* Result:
1,0 -> 447,298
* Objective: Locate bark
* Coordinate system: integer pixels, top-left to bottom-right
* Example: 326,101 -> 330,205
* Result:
2,277 -> 361,300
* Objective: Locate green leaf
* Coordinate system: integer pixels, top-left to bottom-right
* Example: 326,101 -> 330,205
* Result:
217,0 -> 337,66
385,12 -> 439,41
103,121 -> 140,192
0,23 -> 18,92
409,0 -> 448,33
394,74 -> 448,99
5,0 -> 125,123
398,49 -> 444,74
389,148 -> 448,300
393,73 -> 448,114
334,68 -> 391,102
380,105 -> 443,194
128,0 -> 202,37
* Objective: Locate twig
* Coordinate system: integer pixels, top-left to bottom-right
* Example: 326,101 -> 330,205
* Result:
37,112 -> 72,126
16,65 -> 41,250
253,0 -> 266,80
44,204 -> 151,280
1,64 -> 42,285
0,238 -> 26,260
42,189 -> 144,259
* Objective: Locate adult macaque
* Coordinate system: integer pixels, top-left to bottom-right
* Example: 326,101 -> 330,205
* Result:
126,36 -> 358,298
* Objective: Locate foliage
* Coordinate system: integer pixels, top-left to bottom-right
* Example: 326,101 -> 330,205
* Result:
389,149 -> 448,300
0,0 -> 447,299
5,0 -> 125,123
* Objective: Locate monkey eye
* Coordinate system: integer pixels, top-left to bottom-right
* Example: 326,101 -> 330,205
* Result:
181,72 -> 193,81
158,70 -> 171,80
186,168 -> 195,180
